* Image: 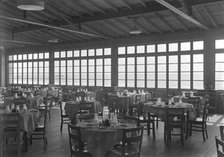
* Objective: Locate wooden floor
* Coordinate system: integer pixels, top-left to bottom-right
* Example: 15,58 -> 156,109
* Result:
5,107 -> 222,157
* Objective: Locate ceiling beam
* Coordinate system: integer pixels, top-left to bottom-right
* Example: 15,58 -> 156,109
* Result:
12,0 -> 221,33
0,15 -> 109,39
202,5 -> 217,28
192,6 -> 207,26
155,0 -> 209,30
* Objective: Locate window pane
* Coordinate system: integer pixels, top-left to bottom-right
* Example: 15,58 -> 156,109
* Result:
180,42 -> 191,51
215,39 -> 224,49
168,43 -> 178,52
147,45 -> 155,53
157,44 -> 166,52
193,41 -> 204,50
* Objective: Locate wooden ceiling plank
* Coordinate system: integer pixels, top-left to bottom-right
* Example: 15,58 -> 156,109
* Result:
120,0 -> 132,10
142,16 -> 162,33
155,0 -> 209,30
89,23 -> 117,38
169,11 -> 188,31
136,0 -> 147,7
86,0 -> 106,14
154,13 -> 175,32
49,0 -> 82,17
95,21 -> 123,37
202,5 -> 217,28
115,18 -> 133,30
104,0 -> 119,12
69,0 -> 94,16
105,20 -> 129,36
12,0 -> 222,33
82,24 -> 112,39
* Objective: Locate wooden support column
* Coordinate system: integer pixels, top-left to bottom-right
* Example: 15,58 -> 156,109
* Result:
0,48 -> 6,87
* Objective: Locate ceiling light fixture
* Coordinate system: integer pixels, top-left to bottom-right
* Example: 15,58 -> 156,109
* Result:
17,0 -> 44,11
129,26 -> 142,35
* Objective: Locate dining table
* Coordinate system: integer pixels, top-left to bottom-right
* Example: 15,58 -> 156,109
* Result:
76,120 -> 136,157
0,109 -> 40,151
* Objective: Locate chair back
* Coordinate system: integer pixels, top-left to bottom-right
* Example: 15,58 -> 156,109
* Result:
1,113 -> 20,141
135,95 -> 141,104
59,100 -> 64,116
79,102 -> 94,115
215,136 -> 224,157
14,98 -> 27,106
121,125 -> 144,157
220,126 -> 224,141
38,104 -> 48,133
166,107 -> 185,126
68,123 -> 84,155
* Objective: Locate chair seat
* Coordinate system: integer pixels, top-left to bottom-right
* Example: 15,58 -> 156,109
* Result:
35,122 -> 44,128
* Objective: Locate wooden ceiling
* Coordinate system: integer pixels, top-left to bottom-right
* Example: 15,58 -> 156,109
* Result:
0,0 -> 224,49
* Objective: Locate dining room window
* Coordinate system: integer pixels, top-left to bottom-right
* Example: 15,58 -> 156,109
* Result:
168,55 -> 178,89
193,54 -> 204,89
127,57 -> 135,87
8,52 -> 49,85
137,57 -> 145,88
88,59 -> 95,86
67,60 -> 73,85
53,48 -> 111,87
180,55 -> 191,89
215,39 -> 224,90
118,58 -> 126,87
104,58 -> 111,87
147,56 -> 155,88
157,56 -> 167,88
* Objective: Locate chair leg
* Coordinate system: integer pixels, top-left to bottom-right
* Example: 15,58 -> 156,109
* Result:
202,126 -> 205,141
205,123 -> 208,139
60,120 -> 63,132
181,128 -> 184,146
152,122 -> 155,139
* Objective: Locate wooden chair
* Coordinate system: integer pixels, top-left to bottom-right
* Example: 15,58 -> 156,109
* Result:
135,104 -> 155,139
59,100 -> 70,132
30,104 -> 48,150
108,125 -> 144,157
188,104 -> 208,141
108,95 -> 125,116
79,102 -> 94,115
2,113 -> 24,156
166,107 -> 185,146
67,123 -> 92,157
220,126 -> 224,141
215,136 -> 224,157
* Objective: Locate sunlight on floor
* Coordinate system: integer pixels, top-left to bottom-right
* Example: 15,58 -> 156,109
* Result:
207,114 -> 224,126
